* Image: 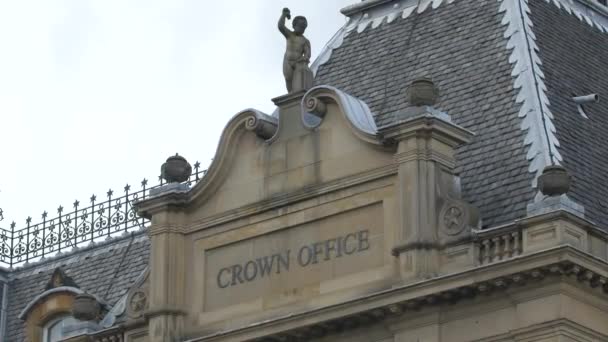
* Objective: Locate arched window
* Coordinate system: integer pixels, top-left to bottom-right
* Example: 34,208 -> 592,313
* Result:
42,315 -> 78,342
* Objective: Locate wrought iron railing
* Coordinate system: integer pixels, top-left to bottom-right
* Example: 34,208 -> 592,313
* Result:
0,162 -> 205,268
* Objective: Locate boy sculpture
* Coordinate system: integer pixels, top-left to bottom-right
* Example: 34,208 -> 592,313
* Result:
278,8 -> 313,93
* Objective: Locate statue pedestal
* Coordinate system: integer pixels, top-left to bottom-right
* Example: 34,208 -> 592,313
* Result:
271,90 -> 308,142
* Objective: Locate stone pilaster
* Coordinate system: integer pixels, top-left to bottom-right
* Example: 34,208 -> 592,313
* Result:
135,185 -> 190,342
380,107 -> 477,281
147,222 -> 187,342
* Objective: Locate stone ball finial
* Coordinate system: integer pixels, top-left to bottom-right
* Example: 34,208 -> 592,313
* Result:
161,154 -> 192,184
72,293 -> 101,321
538,165 -> 571,196
407,78 -> 440,106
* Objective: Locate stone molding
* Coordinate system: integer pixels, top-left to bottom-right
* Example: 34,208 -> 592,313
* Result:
18,286 -> 96,320
378,113 -> 474,148
183,247 -> 608,342
191,163 -> 396,230
144,306 -> 188,319
147,223 -> 189,236
302,86 -> 382,146
142,163 -> 397,236
479,319 -> 608,341
393,148 -> 457,170
391,235 -> 473,256
134,187 -> 190,220
136,85 -> 393,222
21,290 -> 80,342
134,108 -> 275,220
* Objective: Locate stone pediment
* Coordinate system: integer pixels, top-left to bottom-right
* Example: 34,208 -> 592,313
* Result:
134,80 -> 479,340
137,86 -> 395,222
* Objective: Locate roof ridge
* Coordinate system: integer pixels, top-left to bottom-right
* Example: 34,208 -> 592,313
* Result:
313,0 -> 458,78
340,0 -> 395,16
545,0 -> 608,32
499,0 -> 587,217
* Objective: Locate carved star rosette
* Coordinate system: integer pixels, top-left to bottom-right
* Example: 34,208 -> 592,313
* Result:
439,202 -> 468,236
126,287 -> 149,319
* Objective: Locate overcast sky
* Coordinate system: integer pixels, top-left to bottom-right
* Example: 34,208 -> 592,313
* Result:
0,0 -> 355,225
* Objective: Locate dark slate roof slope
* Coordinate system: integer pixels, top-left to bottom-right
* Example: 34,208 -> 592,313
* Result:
5,233 -> 149,342
529,0 -> 608,228
315,0 -> 535,227
0,279 -> 4,336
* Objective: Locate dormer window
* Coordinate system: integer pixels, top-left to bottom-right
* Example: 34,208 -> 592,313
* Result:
42,315 -> 78,342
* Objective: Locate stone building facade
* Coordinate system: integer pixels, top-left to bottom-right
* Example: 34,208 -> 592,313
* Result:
2,0 -> 608,341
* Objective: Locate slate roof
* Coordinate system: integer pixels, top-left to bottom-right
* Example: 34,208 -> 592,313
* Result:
315,0 -> 536,227
0,280 -> 5,336
4,233 -> 149,341
529,0 -> 608,228
3,0 -> 608,340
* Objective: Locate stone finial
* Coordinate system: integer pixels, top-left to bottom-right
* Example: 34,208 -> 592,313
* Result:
161,154 -> 192,184
538,165 -> 571,196
407,78 -> 440,106
72,293 -> 101,321
278,8 -> 313,93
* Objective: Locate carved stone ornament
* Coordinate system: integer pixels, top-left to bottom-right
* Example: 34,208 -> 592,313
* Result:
538,164 -> 571,197
406,78 -> 440,106
161,154 -> 192,183
123,268 -> 150,320
244,111 -> 279,140
72,293 -> 101,321
126,288 -> 148,319
304,96 -> 327,117
440,203 -> 468,236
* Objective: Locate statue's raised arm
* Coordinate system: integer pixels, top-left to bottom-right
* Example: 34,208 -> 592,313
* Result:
278,8 -> 292,38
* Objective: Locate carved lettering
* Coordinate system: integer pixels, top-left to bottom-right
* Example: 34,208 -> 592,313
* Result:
244,261 -> 258,281
277,250 -> 290,273
358,230 -> 370,252
231,264 -> 244,286
344,233 -> 357,255
298,245 -> 313,267
216,229 -> 371,289
217,268 -> 231,289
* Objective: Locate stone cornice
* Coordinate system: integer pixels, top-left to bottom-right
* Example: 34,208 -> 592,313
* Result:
378,113 -> 474,148
138,163 -> 398,235
392,234 -> 474,256
183,246 -> 608,342
480,319 -> 608,341
134,189 -> 190,220
145,306 -> 188,319
187,164 -> 397,234
393,149 -> 457,169
147,223 -> 189,236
